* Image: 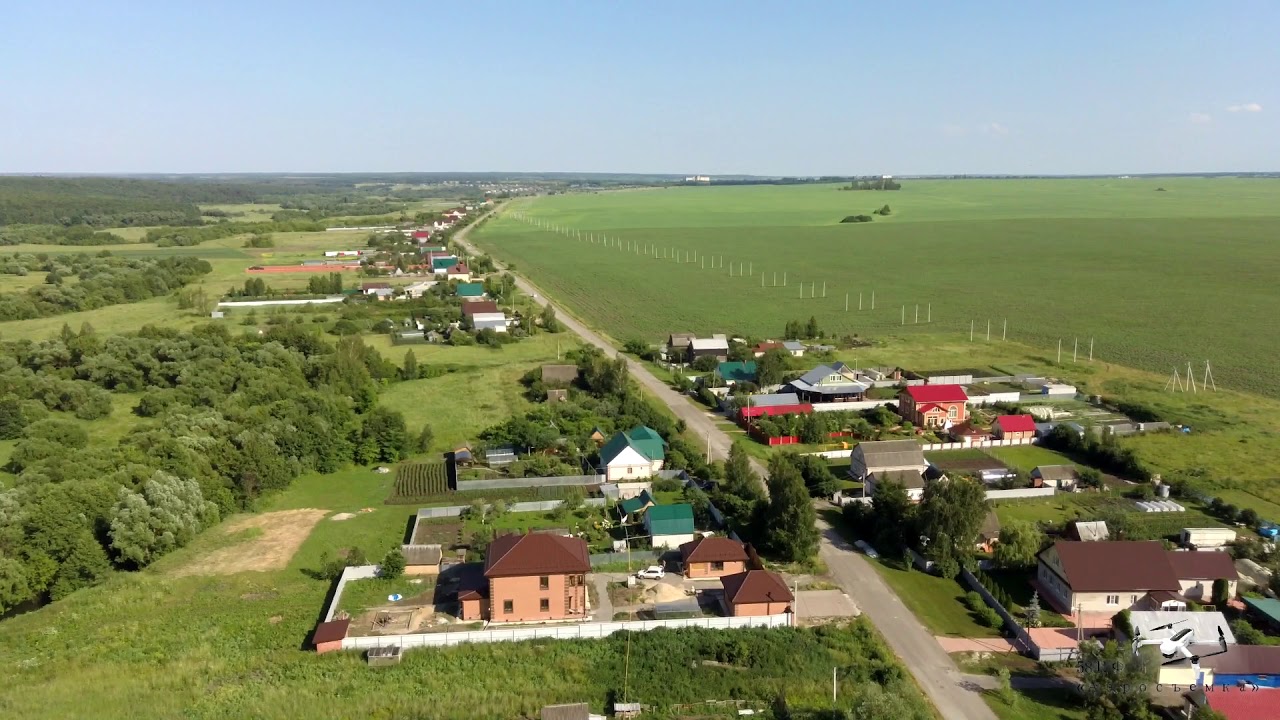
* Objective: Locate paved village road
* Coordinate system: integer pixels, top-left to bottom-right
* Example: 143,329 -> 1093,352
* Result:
458,212 -> 996,719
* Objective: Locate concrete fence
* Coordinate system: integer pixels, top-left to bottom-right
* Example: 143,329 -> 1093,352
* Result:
803,449 -> 853,459
457,474 -> 600,491
588,550 -> 661,567
986,487 -> 1056,501
967,391 -> 1022,405
217,296 -> 345,308
415,497 -> 608,519
340,612 -> 793,650
324,564 -> 380,622
811,400 -> 896,412
922,437 -> 1038,452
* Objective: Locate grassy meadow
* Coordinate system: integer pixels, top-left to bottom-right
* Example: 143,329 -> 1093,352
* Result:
472,178 -> 1280,400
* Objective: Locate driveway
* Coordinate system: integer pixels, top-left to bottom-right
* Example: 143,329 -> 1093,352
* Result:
795,590 -> 860,619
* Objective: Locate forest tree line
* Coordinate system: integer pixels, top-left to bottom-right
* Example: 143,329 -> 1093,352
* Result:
0,253 -> 211,322
0,323 -> 426,613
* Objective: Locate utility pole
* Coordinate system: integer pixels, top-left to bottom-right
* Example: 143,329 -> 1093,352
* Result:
927,303 -> 931,323
822,281 -> 826,298
871,290 -> 875,309
783,272 -> 787,286
1089,337 -> 1094,361
986,320 -> 990,342
1002,319 -> 1007,341
914,304 -> 919,324
858,292 -> 862,310
970,320 -> 974,341
845,293 -> 849,312
1057,339 -> 1062,364
901,305 -> 905,325
749,261 -> 752,275
1073,338 -> 1078,363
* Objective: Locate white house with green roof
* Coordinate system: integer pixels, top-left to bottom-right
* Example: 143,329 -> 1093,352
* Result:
644,503 -> 696,549
598,426 -> 666,482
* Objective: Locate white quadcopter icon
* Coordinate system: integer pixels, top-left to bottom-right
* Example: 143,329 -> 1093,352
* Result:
1132,619 -> 1229,676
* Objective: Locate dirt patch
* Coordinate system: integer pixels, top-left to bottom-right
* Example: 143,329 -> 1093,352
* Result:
173,508 -> 328,576
330,512 -> 356,521
268,615 -> 283,625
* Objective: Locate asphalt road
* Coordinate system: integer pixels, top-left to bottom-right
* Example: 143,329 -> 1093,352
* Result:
458,211 -> 995,719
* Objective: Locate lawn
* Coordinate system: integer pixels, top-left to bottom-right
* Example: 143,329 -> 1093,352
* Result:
987,446 -> 1079,473
337,575 -> 436,615
870,558 -> 1001,638
983,688 -> 1086,720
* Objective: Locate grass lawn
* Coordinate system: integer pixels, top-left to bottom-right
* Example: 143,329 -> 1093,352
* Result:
337,576 -> 437,615
987,445 -> 1079,473
983,688 -> 1086,720
870,558 -> 1001,638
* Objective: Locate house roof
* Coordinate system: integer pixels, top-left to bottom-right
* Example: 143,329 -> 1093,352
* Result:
1040,541 -> 1180,593
619,490 -> 655,515
1033,465 -> 1079,482
600,426 -> 666,466
854,440 -> 926,471
361,282 -> 391,290
484,533 -> 590,578
995,415 -> 1038,433
689,337 -> 729,351
949,422 -> 989,438
717,361 -> 757,382
873,469 -> 926,489
721,569 -> 794,605
401,544 -> 443,566
431,256 -> 459,270
680,535 -> 748,564
449,262 -> 470,275
916,403 -> 944,414
979,511 -> 1001,541
1068,520 -> 1110,542
1204,644 -> 1280,676
646,504 -> 695,536
755,341 -> 783,352
795,362 -> 859,388
1244,596 -> 1280,625
668,332 -> 695,347
312,618 -> 350,645
1204,685 -> 1280,720
456,282 -> 485,298
903,384 -> 969,403
747,393 -> 802,408
461,300 -> 499,315
541,703 -> 591,720
474,318 -> 507,330
1167,551 -> 1240,581
542,364 -> 580,384
782,341 -> 804,352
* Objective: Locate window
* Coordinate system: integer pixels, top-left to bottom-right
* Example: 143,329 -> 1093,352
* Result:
539,598 -> 549,612
627,467 -> 633,475
711,561 -> 724,571
1131,595 -> 1139,605
1105,595 -> 1119,605
947,406 -> 958,418
503,600 -> 513,614
567,575 -> 576,587
539,576 -> 549,590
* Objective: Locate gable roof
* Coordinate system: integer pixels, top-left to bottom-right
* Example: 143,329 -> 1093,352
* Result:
1033,465 -> 1078,482
619,489 -> 655,516
1040,541 -> 1180,593
361,281 -> 391,290
484,533 -> 590,577
995,414 -> 1038,433
646,504 -> 694,536
721,568 -> 794,605
1203,644 -> 1280,676
541,703 -> 591,720
668,332 -> 695,348
600,426 -> 665,465
979,511 -> 1001,541
854,440 -> 926,470
1068,520 -> 1110,542
541,364 -> 580,384
461,300 -> 499,315
401,544 -> 443,566
680,535 -> 748,564
717,361 -> 757,382
872,468 -> 926,489
1204,681 -> 1280,718
795,362 -> 858,387
690,337 -> 729,351
782,341 -> 805,352
1167,550 -> 1240,581
456,282 -> 485,298
754,341 -> 782,352
747,393 -> 802,408
431,256 -> 459,270
312,618 -> 350,645
903,384 -> 968,403
448,262 -> 470,275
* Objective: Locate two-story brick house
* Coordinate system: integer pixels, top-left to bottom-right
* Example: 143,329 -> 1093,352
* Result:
898,384 -> 968,428
459,533 -> 590,623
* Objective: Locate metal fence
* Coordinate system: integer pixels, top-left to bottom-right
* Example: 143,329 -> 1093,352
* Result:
958,567 -> 1036,656
588,550 -> 661,567
324,564 -> 380,622
922,438 -> 1037,451
341,612 -> 793,650
457,474 -> 600,491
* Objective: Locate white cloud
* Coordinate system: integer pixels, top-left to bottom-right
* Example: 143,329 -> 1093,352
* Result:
1189,113 -> 1212,125
1226,102 -> 1263,113
981,122 -> 1009,136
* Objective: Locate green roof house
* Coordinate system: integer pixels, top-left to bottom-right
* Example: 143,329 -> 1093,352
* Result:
599,426 -> 666,482
432,256 -> 460,271
644,504 -> 696,549
618,489 -> 656,519
716,361 -> 757,384
455,282 -> 485,298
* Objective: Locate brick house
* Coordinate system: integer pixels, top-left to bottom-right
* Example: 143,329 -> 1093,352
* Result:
1036,541 -> 1237,613
458,533 -> 590,622
720,568 -> 794,616
993,414 -> 1037,441
898,385 -> 968,428
680,536 -> 749,578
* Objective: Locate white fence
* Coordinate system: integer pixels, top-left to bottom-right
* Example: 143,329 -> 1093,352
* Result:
341,612 -> 793,650
921,437 -> 1037,451
324,564 -> 380,622
217,296 -> 345,308
804,449 -> 853,459
415,497 -> 608,519
811,400 -> 896,412
967,391 -> 1022,405
458,474 -> 600,491
986,487 -> 1056,500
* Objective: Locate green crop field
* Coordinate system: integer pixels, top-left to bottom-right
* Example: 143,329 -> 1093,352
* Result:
471,178 -> 1280,399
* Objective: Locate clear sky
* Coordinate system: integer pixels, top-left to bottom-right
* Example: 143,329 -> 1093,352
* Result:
1,1 -> 1276,175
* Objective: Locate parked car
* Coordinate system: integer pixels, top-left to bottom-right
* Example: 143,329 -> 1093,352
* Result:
635,566 -> 665,580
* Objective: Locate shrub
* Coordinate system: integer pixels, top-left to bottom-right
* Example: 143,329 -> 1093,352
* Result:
380,549 -> 406,579
964,591 -> 986,613
979,607 -> 1003,629
840,215 -> 874,223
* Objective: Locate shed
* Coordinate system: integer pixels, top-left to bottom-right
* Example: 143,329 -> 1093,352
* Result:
485,446 -> 517,466
1031,465 -> 1079,490
366,645 -> 403,667
644,504 -> 695,549
619,489 -> 656,519
540,703 -> 592,720
1067,520 -> 1110,542
1244,596 -> 1280,630
401,544 -> 443,575
313,618 -> 350,654
546,388 -> 568,403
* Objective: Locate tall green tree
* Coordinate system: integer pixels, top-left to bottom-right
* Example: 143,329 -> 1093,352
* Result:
108,472 -> 219,567
755,348 -> 791,386
870,480 -> 914,555
360,407 -> 411,463
763,457 -> 819,562
916,478 -> 988,576
401,349 -> 418,380
993,520 -> 1044,569
1079,639 -> 1156,720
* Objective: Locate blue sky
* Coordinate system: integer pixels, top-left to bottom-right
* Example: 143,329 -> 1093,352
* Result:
0,1 -> 1276,175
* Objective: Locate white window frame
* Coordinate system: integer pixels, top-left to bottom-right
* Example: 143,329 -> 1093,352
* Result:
1106,595 -> 1119,605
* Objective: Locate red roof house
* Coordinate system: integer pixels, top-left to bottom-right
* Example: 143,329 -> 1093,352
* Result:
753,341 -> 783,357
899,385 -> 968,429
993,414 -> 1038,440
720,568 -> 794,617
1198,688 -> 1280,720
411,230 -> 431,239
460,533 -> 590,622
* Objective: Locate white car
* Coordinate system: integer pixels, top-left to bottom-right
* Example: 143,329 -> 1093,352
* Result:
635,566 -> 665,580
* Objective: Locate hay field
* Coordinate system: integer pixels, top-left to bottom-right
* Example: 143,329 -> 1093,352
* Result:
471,178 -> 1280,398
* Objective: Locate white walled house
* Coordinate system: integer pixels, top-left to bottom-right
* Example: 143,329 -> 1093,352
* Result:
598,426 -> 665,482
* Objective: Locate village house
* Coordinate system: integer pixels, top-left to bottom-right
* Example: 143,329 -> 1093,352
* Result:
898,384 -> 968,429
720,568 -> 794,616
736,393 -> 812,426
716,361 -> 757,385
667,332 -> 696,357
947,421 -> 990,445
645,504 -> 696,549
752,341 -> 782,357
401,544 -> 443,576
782,341 -> 805,357
786,362 -> 868,403
430,255 -> 459,274
976,512 -> 1001,553
598,426 -> 666,481
541,364 -> 580,386
686,335 -> 730,363
1185,681 -> 1280,717
617,489 -> 655,521
458,533 -> 590,623
993,414 -> 1038,441
456,282 -> 486,299
445,261 -> 471,282
850,439 -> 930,500
1036,541 -> 1240,613
680,536 -> 749,578
460,300 -> 500,317
1031,465 -> 1079,491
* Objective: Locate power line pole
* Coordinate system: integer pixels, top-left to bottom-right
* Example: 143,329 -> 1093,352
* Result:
970,320 -> 974,342
1089,337 -> 1093,361
1003,319 -> 1007,341
1073,338 -> 1078,363
901,305 -> 905,325
914,304 -> 919,324
927,303 -> 931,323
845,293 -> 849,312
986,320 -> 990,341
1057,339 -> 1062,364
871,290 -> 875,309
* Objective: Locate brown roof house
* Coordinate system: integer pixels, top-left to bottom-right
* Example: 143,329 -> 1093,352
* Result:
680,536 -> 749,578
459,533 -> 590,623
720,568 -> 794,617
976,511 -> 1001,553
461,300 -> 500,317
1031,465 -> 1079,491
312,618 -> 350,654
1037,541 -> 1238,613
541,364 -> 580,386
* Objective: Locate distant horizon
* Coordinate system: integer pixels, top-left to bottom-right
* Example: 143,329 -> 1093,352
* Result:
3,170 -> 1278,180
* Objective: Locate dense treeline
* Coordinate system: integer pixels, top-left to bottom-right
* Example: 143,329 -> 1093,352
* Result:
144,219 -> 327,247
0,177 -> 252,226
0,254 -> 211,321
0,323 -> 420,612
0,224 -> 130,247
